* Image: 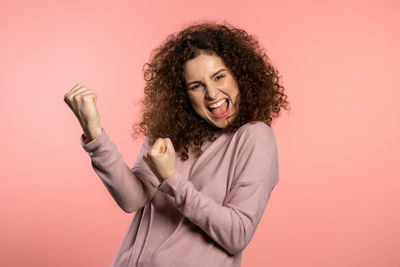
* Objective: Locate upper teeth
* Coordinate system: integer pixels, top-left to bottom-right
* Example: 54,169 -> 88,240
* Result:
208,99 -> 226,109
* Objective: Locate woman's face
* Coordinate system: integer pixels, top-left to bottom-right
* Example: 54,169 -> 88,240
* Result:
183,53 -> 240,129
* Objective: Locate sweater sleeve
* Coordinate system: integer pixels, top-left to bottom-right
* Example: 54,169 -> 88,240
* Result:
158,123 -> 279,255
80,128 -> 161,213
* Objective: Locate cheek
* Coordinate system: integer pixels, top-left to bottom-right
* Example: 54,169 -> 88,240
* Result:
188,94 -> 203,109
226,77 -> 236,88
227,80 -> 239,95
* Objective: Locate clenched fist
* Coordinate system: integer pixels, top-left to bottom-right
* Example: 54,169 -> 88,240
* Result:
143,138 -> 176,183
63,84 -> 102,143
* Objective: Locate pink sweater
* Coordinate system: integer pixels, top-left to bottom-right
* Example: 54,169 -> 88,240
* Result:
81,121 -> 279,267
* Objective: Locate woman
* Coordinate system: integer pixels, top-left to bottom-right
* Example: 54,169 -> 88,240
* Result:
64,21 -> 290,267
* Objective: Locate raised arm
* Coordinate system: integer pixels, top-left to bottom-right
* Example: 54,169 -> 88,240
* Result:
157,123 -> 279,255
81,128 -> 160,213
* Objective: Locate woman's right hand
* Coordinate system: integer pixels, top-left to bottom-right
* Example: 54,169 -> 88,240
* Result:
64,84 -> 102,143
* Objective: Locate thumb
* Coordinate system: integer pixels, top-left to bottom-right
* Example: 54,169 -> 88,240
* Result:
164,138 -> 175,154
160,139 -> 167,154
152,138 -> 165,155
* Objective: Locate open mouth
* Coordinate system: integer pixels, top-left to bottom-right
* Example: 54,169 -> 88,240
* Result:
207,98 -> 230,118
207,98 -> 228,110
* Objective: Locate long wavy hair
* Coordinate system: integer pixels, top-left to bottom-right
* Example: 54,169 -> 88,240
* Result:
131,20 -> 290,161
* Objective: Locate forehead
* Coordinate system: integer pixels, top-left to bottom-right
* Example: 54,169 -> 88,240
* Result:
183,54 -> 226,80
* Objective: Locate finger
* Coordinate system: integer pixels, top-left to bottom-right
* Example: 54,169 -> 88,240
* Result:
70,86 -> 90,97
151,138 -> 165,156
65,85 -> 90,102
67,85 -> 86,98
64,84 -> 80,101
78,92 -> 97,104
64,84 -> 80,100
71,86 -> 94,100
164,138 -> 175,154
71,84 -> 81,91
70,84 -> 87,92
160,139 -> 167,154
68,91 -> 96,106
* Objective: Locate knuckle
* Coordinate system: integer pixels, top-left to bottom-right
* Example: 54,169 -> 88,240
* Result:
72,94 -> 80,101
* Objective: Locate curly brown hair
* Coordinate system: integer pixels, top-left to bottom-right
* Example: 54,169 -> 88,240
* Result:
130,20 -> 290,161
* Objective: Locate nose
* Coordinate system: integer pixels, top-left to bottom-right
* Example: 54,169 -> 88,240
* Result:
205,82 -> 219,99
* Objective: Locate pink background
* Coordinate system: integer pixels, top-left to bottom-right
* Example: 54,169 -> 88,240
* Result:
1,0 -> 399,266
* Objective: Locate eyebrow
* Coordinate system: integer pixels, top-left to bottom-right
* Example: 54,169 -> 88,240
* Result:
186,68 -> 226,87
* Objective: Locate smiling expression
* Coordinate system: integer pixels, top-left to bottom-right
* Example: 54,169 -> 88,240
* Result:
183,53 -> 240,129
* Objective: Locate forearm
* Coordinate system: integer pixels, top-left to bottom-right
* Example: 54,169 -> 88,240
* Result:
158,171 -> 274,255
81,129 -> 158,213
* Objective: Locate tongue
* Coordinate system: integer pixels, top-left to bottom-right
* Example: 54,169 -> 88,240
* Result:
210,100 -> 228,115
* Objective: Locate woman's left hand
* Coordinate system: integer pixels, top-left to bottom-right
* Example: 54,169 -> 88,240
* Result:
143,137 -> 176,183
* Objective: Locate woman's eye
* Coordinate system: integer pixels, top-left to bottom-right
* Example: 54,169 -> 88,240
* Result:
191,84 -> 201,90
216,75 -> 225,80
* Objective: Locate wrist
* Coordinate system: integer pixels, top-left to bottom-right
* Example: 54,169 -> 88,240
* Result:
84,126 -> 102,143
164,169 -> 176,180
